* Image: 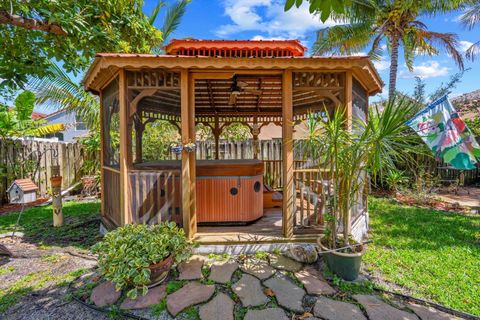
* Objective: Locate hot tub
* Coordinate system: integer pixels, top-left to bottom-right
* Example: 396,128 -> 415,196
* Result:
133,160 -> 264,224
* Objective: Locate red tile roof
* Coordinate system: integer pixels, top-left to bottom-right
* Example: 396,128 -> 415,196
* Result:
31,111 -> 47,120
164,39 -> 307,57
8,179 -> 38,192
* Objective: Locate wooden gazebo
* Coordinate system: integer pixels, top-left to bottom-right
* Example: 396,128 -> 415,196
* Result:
84,39 -> 382,243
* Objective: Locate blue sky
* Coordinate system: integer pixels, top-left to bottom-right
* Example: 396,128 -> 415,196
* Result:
146,0 -> 479,101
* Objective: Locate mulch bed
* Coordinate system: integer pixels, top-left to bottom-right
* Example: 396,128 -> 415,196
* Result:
0,198 -> 49,216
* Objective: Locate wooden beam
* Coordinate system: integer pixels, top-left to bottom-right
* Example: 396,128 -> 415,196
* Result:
99,91 -> 105,219
181,70 -> 196,239
282,70 -> 294,238
345,70 -> 353,130
118,69 -> 131,225
129,88 -> 157,117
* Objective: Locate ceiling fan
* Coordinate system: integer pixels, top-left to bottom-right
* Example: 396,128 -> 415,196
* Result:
228,75 -> 262,105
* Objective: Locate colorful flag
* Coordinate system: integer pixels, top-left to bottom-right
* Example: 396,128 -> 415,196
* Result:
406,95 -> 480,170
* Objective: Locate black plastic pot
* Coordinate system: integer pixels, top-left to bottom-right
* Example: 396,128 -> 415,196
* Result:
318,239 -> 365,281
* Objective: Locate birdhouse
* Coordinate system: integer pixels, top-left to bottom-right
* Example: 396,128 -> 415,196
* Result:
7,179 -> 38,204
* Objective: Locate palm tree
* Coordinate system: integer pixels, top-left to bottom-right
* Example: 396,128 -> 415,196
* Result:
30,0 -> 190,129
313,0 -> 466,99
460,3 -> 480,60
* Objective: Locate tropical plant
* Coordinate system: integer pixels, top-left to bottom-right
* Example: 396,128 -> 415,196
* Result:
460,2 -> 480,60
0,0 -> 162,94
0,90 -> 64,139
29,0 -> 190,132
312,0 -> 466,99
92,222 -> 193,300
79,132 -> 101,177
304,97 -> 419,248
385,169 -> 409,192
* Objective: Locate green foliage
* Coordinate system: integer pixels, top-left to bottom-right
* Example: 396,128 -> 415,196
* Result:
460,3 -> 480,61
254,251 -> 269,260
180,306 -> 200,320
141,121 -> 180,161
465,117 -> 480,136
331,274 -> 375,294
366,197 -> 480,315
150,299 -> 167,317
92,222 -> 193,300
79,132 -> 101,177
166,280 -> 186,294
304,97 -> 419,247
0,0 -> 163,93
0,90 -> 64,138
385,169 -> 409,192
220,122 -> 252,141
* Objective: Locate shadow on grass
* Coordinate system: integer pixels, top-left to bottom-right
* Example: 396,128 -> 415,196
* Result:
368,197 -> 480,252
0,201 -> 102,250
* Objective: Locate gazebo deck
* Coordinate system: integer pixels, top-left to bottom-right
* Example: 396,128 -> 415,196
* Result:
195,208 -> 323,244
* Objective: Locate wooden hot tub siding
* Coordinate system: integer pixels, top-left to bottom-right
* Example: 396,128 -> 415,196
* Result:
129,160 -> 264,224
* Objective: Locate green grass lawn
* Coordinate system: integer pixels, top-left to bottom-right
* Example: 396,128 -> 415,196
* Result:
0,200 -> 101,249
365,197 -> 480,315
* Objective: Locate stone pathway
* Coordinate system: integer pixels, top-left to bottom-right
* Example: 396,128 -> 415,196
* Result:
69,252 -> 466,320
232,273 -> 269,307
178,255 -> 205,280
264,273 -> 305,313
209,260 -> 238,284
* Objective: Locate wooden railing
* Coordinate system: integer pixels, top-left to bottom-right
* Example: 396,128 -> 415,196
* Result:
293,168 -> 328,228
129,170 -> 182,225
103,167 -> 121,226
263,160 -> 309,190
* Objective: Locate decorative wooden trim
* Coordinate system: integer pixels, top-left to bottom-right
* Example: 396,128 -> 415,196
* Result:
118,69 -> 131,225
129,88 -> 157,117
282,70 -> 294,238
84,56 -> 383,95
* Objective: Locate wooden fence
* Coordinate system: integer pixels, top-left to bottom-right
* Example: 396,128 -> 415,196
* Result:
0,138 -> 83,204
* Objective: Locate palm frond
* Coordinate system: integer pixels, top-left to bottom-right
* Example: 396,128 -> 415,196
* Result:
465,40 -> 480,61
28,123 -> 65,136
417,30 -> 465,70
160,1 -> 189,45
149,1 -> 166,25
312,22 -> 372,56
460,3 -> 480,30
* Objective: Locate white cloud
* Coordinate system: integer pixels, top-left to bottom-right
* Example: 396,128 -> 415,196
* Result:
216,0 -> 338,43
251,35 -> 287,40
373,57 -> 390,71
400,61 -> 449,79
459,40 -> 473,53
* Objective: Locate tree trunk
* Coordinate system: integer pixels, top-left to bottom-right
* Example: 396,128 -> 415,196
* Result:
388,36 -> 400,100
0,10 -> 67,35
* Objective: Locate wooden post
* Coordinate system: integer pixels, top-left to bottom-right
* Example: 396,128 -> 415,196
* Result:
99,91 -> 105,218
345,71 -> 353,130
119,69 -> 131,225
252,117 -> 259,159
51,165 -> 63,227
344,71 -> 353,236
214,116 -> 220,160
188,73 -> 197,237
282,70 -> 294,238
181,70 -> 196,239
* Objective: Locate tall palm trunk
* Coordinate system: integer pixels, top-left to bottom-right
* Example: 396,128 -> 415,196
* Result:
388,36 -> 400,100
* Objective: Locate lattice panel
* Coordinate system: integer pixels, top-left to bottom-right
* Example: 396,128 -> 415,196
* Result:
293,72 -> 343,88
127,70 -> 180,89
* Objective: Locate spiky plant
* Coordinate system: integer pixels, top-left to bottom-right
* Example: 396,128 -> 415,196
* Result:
313,0 -> 466,99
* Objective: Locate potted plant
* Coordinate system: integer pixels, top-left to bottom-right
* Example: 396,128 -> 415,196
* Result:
92,222 -> 193,299
305,98 -> 418,281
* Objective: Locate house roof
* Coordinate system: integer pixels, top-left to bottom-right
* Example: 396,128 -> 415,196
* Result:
31,111 -> 47,120
7,179 -> 38,192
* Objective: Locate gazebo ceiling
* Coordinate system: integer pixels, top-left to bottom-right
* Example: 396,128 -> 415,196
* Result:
136,73 -> 342,117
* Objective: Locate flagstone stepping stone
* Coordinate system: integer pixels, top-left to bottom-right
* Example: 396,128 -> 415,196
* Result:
240,258 -> 276,280
90,281 -> 121,307
232,273 -> 269,307
244,308 -> 289,320
295,266 -> 336,295
407,303 -> 460,320
269,254 -> 303,272
209,260 -> 238,284
166,282 -> 215,316
353,295 -> 419,320
199,292 -> 234,320
313,296 -> 367,320
178,255 -> 205,280
120,284 -> 167,310
264,274 -> 305,313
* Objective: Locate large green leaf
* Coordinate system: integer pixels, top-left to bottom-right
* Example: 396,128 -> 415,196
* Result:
14,91 -> 36,121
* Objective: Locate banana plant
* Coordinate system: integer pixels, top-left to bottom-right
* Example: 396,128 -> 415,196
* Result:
0,90 -> 64,139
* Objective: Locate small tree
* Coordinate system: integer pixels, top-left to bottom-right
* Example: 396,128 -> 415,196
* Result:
305,98 -> 418,248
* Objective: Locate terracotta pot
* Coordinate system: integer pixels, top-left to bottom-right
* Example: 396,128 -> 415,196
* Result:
81,176 -> 97,188
148,254 -> 174,287
50,176 -> 62,188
